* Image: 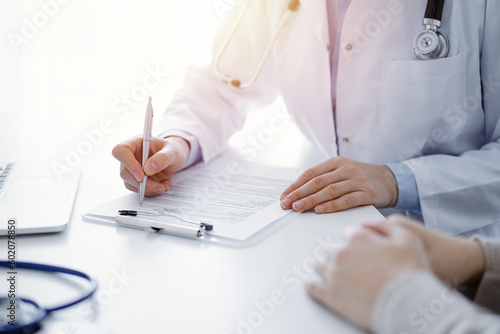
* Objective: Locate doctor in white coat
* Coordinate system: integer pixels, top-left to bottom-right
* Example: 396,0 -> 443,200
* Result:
113,0 -> 500,237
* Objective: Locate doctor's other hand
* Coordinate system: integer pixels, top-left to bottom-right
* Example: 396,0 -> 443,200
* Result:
112,136 -> 190,196
307,220 -> 431,331
280,157 -> 398,213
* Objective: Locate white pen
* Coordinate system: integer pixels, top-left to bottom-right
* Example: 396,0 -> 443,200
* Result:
139,97 -> 154,206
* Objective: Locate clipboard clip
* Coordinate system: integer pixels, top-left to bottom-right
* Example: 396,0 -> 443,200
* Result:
116,210 -> 213,239
118,210 -> 213,231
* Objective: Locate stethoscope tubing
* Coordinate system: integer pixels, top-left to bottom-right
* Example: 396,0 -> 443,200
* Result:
214,0 -> 298,89
215,0 -> 449,89
0,261 -> 98,313
425,0 -> 445,22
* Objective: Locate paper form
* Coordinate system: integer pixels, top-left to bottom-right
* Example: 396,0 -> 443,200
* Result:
84,160 -> 302,242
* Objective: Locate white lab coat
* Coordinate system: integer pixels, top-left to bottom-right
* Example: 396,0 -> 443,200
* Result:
156,0 -> 500,236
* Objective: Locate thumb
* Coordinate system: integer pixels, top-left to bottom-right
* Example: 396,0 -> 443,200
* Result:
143,145 -> 174,176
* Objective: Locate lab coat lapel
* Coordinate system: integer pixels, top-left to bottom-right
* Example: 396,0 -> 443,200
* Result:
301,0 -> 337,157
276,0 -> 337,158
300,0 -> 329,46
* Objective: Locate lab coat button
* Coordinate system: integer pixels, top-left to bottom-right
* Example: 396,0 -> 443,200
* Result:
342,137 -> 350,143
345,44 -> 353,51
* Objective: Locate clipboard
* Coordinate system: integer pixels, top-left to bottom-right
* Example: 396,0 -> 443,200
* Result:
82,160 -> 302,247
82,208 -> 299,248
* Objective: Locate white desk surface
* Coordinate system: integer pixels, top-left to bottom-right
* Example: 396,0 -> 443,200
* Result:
0,113 -> 384,334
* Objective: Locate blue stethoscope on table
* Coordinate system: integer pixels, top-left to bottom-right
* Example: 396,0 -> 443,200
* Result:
214,0 -> 449,89
0,261 -> 98,334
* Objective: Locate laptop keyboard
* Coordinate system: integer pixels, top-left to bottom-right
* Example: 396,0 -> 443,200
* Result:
0,162 -> 14,191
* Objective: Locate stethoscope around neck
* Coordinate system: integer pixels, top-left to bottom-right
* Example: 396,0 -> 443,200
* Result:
214,0 -> 300,89
214,0 -> 449,89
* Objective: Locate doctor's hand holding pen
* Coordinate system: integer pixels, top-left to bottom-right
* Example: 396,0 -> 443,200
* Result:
280,157 -> 398,214
112,136 -> 190,197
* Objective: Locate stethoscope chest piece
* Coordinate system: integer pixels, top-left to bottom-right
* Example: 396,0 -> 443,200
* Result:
413,29 -> 449,60
414,0 -> 449,60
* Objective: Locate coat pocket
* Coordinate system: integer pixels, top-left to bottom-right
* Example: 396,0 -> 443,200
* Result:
378,53 -> 468,158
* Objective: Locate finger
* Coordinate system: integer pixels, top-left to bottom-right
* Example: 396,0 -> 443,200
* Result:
124,181 -> 138,193
387,215 -> 437,250
120,165 -> 140,189
160,179 -> 173,188
340,226 -> 385,250
341,225 -> 363,242
363,220 -> 392,236
123,177 -> 167,196
315,261 -> 327,277
314,191 -> 371,214
368,218 -> 417,239
281,171 -> 345,209
145,177 -> 168,197
307,280 -> 340,315
315,252 -> 337,277
143,144 -> 176,176
280,158 -> 344,200
365,218 -> 419,240
288,180 -> 354,212
112,141 -> 144,182
387,214 -> 427,232
326,243 -> 341,258
121,163 -> 171,195
306,281 -> 330,305
313,244 -> 341,274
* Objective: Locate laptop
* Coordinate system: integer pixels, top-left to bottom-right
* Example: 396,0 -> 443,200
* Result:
0,162 -> 80,235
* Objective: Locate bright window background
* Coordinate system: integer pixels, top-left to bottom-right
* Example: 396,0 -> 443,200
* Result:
0,0 -> 311,170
